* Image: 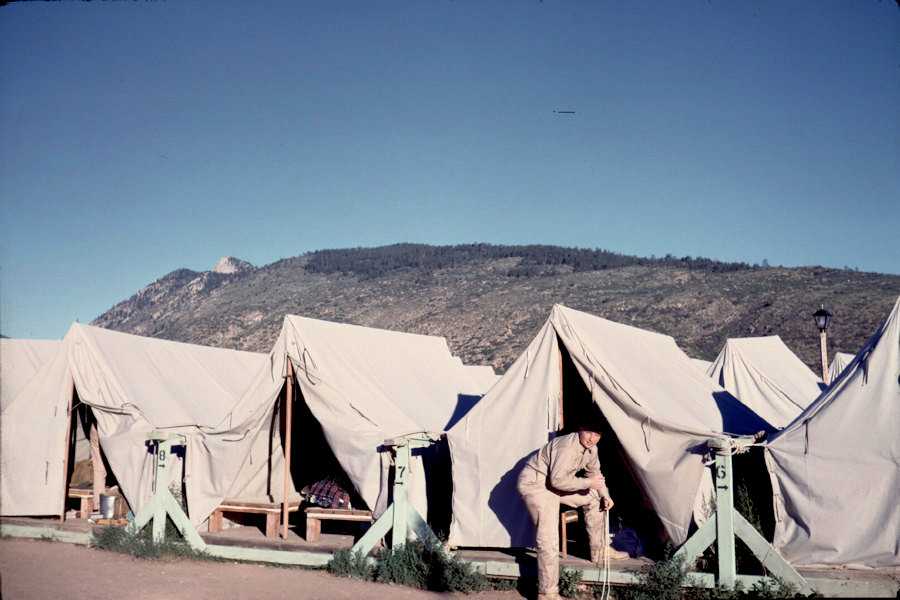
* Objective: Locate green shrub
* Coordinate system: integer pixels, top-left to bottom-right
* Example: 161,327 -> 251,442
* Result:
91,484 -> 209,561
327,549 -> 373,580
558,565 -> 584,598
612,554 -> 819,600
375,542 -> 429,588
614,554 -> 690,600
433,551 -> 488,593
746,575 -> 806,598
91,523 -> 205,561
373,539 -> 487,593
488,577 -> 520,591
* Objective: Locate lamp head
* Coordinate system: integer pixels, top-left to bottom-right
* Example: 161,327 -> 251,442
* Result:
813,306 -> 832,333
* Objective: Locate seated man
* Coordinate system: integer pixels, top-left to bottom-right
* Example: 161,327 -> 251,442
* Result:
517,422 -> 628,600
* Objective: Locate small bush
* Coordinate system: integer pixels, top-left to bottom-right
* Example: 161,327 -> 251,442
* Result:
614,554 -> 690,600
327,549 -> 372,580
373,539 -> 487,593
91,480 -> 208,561
612,554 -> 820,600
91,523 -> 204,561
747,575 -> 807,599
376,542 -> 429,588
558,565 -> 585,598
488,577 -> 520,591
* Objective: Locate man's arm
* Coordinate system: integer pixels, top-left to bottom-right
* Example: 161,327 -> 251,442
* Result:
585,449 -> 613,504
547,436 -> 594,492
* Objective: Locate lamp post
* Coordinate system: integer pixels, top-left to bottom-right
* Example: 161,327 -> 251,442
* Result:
813,306 -> 832,385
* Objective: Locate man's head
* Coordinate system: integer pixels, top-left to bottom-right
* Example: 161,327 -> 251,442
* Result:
578,425 -> 603,449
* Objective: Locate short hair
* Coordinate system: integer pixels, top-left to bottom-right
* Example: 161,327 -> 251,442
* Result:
578,419 -> 606,434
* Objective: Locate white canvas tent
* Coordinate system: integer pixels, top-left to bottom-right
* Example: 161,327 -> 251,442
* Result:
446,305 -> 771,549
0,339 -> 71,515
827,351 -> 855,384
763,296 -> 900,569
197,315 -> 498,529
0,324 -> 266,519
0,339 -> 61,411
690,357 -> 713,374
706,336 -> 824,428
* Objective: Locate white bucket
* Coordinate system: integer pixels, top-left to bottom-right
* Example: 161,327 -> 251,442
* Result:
99,494 -> 116,519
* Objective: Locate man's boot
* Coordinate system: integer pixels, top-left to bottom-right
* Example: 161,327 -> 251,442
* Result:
591,545 -> 629,561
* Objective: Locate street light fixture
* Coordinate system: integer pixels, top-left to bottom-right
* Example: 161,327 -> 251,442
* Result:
813,306 -> 832,385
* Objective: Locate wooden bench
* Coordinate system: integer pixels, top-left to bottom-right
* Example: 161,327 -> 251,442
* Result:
209,499 -> 303,538
304,507 -> 373,542
68,484 -> 111,519
67,487 -> 95,519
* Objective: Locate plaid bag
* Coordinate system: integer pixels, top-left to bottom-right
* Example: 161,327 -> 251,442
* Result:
307,477 -> 352,510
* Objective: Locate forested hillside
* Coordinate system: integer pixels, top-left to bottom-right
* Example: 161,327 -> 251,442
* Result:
92,244 -> 900,373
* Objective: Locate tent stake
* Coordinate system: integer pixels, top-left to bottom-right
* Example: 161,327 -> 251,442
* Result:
281,358 -> 294,539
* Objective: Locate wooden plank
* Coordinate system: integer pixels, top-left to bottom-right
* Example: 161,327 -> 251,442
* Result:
204,544 -> 333,567
673,515 -> 716,566
350,504 -> 394,556
59,377 -> 75,521
281,359 -> 294,539
305,508 -> 372,518
558,345 -> 564,430
265,512 -> 279,538
560,509 -> 578,558
305,514 -> 373,523
220,500 -> 302,510
208,509 -> 223,533
733,509 -> 812,595
305,515 -> 322,542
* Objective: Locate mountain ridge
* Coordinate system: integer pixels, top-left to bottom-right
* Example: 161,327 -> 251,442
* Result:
91,244 -> 900,374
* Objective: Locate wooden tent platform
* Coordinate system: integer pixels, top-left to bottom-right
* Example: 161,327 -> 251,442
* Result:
1,515 -> 897,598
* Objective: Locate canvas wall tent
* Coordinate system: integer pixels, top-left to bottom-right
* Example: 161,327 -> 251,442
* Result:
446,305 -> 771,550
0,339 -> 61,411
0,339 -> 71,516
690,357 -> 713,374
706,336 -> 824,429
827,351 -> 855,384
763,296 -> 900,569
197,315 -> 498,530
0,324 -> 266,520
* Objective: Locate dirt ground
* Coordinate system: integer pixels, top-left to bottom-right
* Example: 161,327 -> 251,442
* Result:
0,538 -> 529,600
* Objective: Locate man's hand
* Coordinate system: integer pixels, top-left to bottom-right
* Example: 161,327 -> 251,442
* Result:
601,495 -> 615,511
589,475 -> 606,490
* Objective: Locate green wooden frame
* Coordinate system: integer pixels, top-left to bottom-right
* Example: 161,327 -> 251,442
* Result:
673,438 -> 812,594
124,432 -> 207,551
350,434 -> 447,557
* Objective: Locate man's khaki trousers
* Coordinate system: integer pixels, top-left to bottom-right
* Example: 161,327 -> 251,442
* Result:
521,488 -> 605,596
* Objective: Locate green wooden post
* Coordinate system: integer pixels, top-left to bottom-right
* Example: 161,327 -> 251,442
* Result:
151,436 -> 173,542
391,438 -> 410,548
710,437 -> 737,587
673,437 -> 812,594
125,432 -> 207,551
349,434 -> 446,557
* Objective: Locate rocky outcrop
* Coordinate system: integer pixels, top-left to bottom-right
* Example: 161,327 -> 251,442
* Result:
212,256 -> 255,275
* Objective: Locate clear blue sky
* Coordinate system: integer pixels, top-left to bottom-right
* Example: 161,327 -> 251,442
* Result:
1,1 -> 897,339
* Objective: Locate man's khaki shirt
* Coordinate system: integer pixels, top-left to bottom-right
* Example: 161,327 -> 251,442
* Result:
518,432 -> 608,497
